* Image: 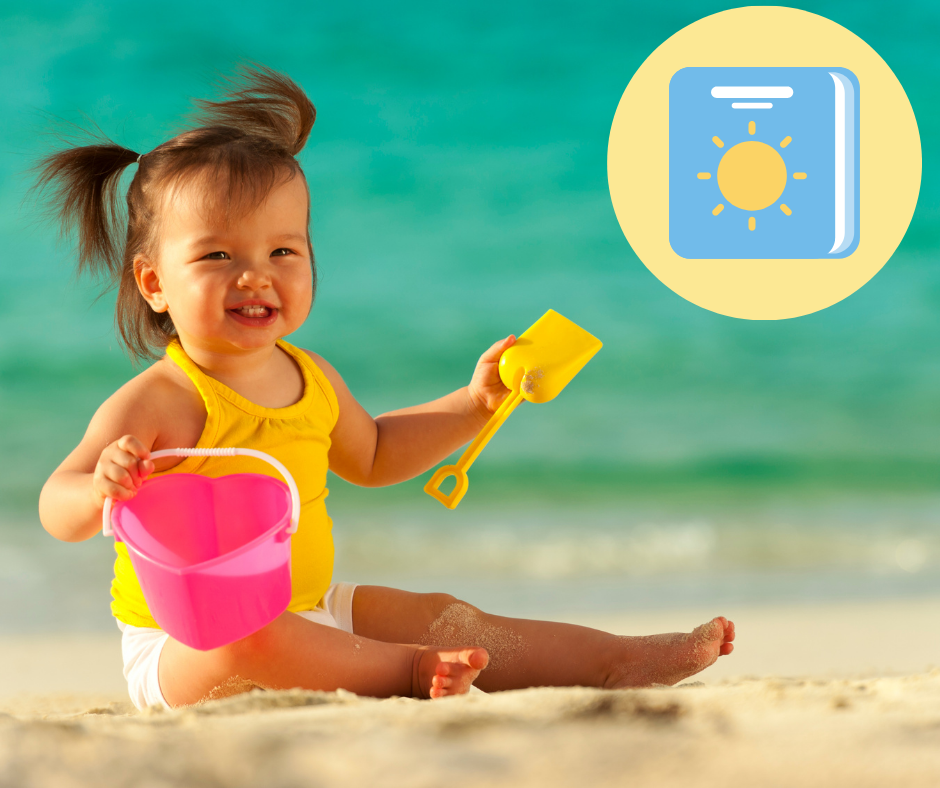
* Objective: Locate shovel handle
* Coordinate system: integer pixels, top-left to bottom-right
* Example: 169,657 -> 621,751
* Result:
424,387 -> 524,509
424,464 -> 470,509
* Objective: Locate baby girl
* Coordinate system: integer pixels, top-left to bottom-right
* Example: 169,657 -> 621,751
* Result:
33,62 -> 734,710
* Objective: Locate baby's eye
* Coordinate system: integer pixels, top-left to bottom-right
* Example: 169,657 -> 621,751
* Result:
203,249 -> 294,260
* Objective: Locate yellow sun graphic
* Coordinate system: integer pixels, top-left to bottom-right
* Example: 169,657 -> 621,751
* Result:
697,123 -> 808,231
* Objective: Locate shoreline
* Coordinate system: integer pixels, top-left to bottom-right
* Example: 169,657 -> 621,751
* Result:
2,594 -> 937,709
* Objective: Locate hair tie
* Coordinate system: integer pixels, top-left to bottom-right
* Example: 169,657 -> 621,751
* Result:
136,152 -> 143,163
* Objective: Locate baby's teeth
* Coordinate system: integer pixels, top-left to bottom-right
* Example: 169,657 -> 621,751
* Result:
237,306 -> 269,316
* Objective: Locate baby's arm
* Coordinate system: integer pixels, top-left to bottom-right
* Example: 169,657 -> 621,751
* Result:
38,378 -> 160,542
306,335 -> 516,487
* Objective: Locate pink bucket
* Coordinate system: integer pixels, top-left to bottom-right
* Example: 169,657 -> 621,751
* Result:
103,448 -> 300,651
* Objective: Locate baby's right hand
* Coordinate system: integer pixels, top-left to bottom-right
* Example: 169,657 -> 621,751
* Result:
92,435 -> 155,507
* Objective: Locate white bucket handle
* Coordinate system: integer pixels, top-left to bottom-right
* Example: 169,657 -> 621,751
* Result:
102,447 -> 301,538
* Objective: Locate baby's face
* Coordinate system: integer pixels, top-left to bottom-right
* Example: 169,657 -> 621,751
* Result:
137,171 -> 313,355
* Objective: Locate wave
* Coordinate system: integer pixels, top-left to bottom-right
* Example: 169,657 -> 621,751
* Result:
330,501 -> 940,580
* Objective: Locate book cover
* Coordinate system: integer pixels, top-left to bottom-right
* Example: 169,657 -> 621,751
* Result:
669,67 -> 860,260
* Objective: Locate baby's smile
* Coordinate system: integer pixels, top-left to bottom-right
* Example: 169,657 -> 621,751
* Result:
228,300 -> 279,326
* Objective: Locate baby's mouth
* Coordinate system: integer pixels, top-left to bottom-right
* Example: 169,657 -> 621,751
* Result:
230,305 -> 275,318
228,304 -> 279,326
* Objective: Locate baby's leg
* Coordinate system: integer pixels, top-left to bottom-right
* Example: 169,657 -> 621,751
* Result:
352,586 -> 735,692
158,610 -> 488,708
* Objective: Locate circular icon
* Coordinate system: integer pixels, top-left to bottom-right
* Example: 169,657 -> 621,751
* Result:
608,6 -> 921,320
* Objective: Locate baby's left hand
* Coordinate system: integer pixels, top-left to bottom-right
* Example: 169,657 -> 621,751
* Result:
466,335 -> 517,424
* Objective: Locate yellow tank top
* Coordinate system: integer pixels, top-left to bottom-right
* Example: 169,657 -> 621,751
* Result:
110,337 -> 339,628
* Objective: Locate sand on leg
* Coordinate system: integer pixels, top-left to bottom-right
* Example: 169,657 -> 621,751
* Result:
157,609 -> 487,708
351,585 -> 734,692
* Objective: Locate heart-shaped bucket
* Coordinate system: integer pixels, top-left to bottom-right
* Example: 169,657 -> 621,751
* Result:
102,447 -> 300,651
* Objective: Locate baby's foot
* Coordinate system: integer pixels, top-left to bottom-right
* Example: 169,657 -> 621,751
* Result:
605,616 -> 735,689
412,645 -> 489,699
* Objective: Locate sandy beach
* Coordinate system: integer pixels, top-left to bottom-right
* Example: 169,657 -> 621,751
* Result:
2,596 -> 939,786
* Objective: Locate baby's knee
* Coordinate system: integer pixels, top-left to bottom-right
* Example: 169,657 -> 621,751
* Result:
422,592 -> 463,624
422,596 -> 486,639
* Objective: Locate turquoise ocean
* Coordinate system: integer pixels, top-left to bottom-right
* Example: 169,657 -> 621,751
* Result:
1,1 -> 938,632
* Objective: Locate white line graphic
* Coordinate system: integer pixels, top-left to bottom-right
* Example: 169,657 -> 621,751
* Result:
711,86 -> 793,98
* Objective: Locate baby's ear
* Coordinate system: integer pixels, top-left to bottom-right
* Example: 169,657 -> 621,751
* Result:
134,255 -> 168,313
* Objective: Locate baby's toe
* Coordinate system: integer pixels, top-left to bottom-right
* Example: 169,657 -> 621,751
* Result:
697,618 -> 725,642
469,647 -> 489,670
453,647 -> 488,671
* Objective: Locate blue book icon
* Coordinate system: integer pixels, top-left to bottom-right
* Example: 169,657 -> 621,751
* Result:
669,67 -> 859,259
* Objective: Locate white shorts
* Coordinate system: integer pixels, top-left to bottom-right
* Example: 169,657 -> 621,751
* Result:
115,581 -> 359,711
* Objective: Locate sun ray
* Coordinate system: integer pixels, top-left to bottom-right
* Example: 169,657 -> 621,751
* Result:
780,204 -> 792,216
712,136 -> 724,148
748,121 -> 756,135
748,217 -> 756,231
697,172 -> 711,179
780,135 -> 792,148
712,204 -> 724,215
793,172 -> 807,179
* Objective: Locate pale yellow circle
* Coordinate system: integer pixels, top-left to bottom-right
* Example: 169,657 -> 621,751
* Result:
607,6 -> 922,320
717,141 -> 787,211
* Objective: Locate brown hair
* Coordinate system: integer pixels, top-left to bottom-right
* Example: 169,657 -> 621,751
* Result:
21,61 -> 317,363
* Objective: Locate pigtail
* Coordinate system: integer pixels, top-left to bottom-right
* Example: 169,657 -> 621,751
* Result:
183,61 -> 315,158
22,117 -> 140,285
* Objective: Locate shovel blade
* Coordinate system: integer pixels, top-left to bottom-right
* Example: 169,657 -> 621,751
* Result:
498,309 -> 602,403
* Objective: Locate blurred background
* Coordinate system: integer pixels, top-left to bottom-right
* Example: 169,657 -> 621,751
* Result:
0,0 -> 937,634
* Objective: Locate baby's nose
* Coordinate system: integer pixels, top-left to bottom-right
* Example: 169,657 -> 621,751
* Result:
236,263 -> 272,287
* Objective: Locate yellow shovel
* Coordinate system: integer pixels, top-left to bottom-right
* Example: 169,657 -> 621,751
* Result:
424,309 -> 602,509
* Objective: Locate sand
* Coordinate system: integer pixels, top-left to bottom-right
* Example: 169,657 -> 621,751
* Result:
2,597 -> 939,786
418,601 -> 529,670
